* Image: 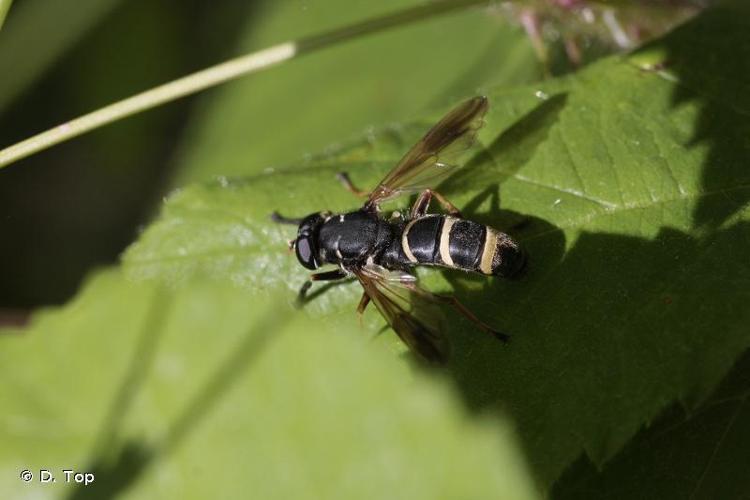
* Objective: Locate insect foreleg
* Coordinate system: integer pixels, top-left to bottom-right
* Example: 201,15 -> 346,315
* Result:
296,269 -> 349,306
410,189 -> 462,218
336,172 -> 369,198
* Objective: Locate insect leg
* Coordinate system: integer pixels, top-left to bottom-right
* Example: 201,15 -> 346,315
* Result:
297,269 -> 349,306
356,292 -> 371,314
430,190 -> 462,217
410,190 -> 432,218
406,283 -> 509,343
357,292 -> 370,315
410,189 -> 462,218
439,294 -> 509,342
355,292 -> 371,326
336,172 -> 369,198
270,211 -> 303,225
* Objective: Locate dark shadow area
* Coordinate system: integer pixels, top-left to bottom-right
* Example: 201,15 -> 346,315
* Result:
634,1 -> 750,230
438,217 -> 750,486
427,5 -> 750,488
67,443 -> 154,500
67,303 -> 282,499
0,0 -> 259,308
459,184 -> 534,236
552,348 -> 750,500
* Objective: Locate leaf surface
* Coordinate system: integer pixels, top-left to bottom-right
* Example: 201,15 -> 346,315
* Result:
553,350 -> 750,500
0,272 -> 538,499
125,3 -> 750,488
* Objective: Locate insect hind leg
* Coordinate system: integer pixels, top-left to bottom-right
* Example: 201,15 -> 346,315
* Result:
411,189 -> 462,218
409,284 -> 509,343
442,295 -> 510,343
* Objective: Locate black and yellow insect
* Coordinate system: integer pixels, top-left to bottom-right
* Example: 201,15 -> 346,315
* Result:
273,96 -> 526,362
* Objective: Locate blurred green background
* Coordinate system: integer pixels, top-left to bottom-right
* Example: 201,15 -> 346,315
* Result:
0,0 -> 256,308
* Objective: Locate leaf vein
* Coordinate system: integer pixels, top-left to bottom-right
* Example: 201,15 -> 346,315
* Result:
521,183 -> 750,242
688,393 -> 747,499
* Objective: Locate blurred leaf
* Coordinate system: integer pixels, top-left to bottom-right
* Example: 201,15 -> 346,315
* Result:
553,349 -> 750,500
0,271 -> 539,499
173,0 -> 540,185
124,3 -> 750,489
0,0 -> 201,307
0,0 -> 12,31
0,0 -> 122,113
499,0 -> 703,75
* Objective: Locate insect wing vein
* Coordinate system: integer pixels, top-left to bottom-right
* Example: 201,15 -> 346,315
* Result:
356,266 -> 448,362
366,96 -> 488,207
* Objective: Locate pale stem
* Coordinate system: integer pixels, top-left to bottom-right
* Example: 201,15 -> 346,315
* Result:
0,0 -> 487,170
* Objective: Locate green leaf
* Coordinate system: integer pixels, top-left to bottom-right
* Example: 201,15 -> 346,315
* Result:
124,2 -> 750,489
630,0 -> 750,230
173,0 -> 540,185
553,349 -> 750,500
0,271 -> 539,499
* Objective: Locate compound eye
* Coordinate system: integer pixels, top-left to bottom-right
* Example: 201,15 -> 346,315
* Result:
295,236 -> 318,270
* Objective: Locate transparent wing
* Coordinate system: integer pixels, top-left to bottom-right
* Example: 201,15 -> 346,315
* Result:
356,264 -> 449,363
367,96 -> 489,207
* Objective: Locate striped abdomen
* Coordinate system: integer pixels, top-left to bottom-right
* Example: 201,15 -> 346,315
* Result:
400,215 -> 525,277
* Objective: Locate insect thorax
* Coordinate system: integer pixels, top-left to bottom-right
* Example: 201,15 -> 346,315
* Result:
317,210 -> 395,265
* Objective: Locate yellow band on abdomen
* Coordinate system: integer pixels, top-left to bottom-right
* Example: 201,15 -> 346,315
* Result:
479,228 -> 499,275
401,220 -> 419,263
439,217 -> 457,266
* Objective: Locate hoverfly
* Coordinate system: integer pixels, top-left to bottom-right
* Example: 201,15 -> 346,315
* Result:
272,96 -> 526,362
